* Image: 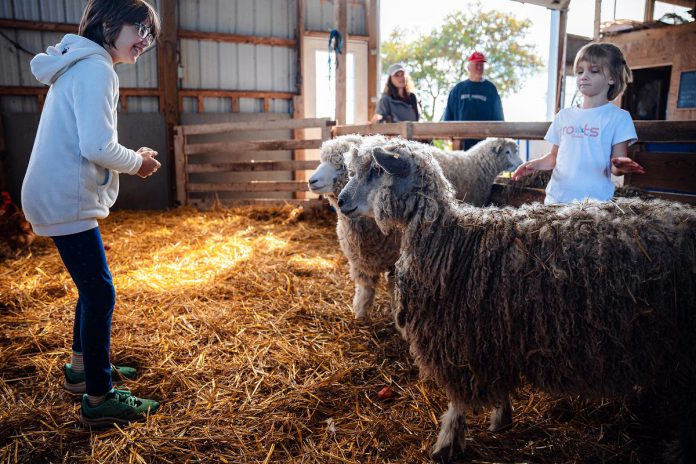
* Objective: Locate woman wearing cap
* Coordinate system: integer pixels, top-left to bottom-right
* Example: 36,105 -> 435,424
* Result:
369,63 -> 420,124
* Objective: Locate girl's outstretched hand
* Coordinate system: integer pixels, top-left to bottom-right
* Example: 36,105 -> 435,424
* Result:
137,147 -> 160,178
512,161 -> 536,181
611,157 -> 645,175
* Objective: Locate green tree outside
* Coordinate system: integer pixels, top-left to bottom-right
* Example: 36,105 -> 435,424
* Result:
381,4 -> 544,121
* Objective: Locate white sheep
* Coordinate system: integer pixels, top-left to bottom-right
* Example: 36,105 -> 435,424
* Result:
309,136 -> 521,319
337,140 -> 696,463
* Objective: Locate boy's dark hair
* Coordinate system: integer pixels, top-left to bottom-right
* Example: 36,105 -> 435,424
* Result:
79,0 -> 160,48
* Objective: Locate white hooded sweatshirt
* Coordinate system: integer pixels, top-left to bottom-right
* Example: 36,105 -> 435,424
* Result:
21,34 -> 143,237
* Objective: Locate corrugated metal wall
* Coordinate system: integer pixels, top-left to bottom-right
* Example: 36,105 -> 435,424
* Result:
305,0 -> 366,35
177,0 -> 298,114
1,0 -> 366,114
0,0 -> 161,112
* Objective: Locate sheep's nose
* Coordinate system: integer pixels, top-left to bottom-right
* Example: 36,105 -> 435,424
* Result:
308,177 -> 317,185
337,198 -> 344,208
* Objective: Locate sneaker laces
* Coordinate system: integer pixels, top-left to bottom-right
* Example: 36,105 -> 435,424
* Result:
114,390 -> 143,407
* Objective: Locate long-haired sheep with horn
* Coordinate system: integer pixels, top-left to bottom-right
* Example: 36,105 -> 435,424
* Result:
337,139 -> 696,463
308,136 -> 521,319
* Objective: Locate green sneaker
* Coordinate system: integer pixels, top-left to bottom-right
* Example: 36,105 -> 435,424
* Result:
63,363 -> 137,395
80,389 -> 159,427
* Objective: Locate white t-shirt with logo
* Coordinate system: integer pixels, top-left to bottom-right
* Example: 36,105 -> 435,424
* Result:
544,103 -> 637,204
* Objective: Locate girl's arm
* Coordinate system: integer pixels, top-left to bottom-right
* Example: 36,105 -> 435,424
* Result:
512,144 -> 558,181
610,142 -> 645,176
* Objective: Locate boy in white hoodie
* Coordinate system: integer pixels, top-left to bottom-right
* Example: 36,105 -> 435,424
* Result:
22,0 -> 161,427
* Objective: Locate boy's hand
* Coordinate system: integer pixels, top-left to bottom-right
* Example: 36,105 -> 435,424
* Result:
611,157 -> 645,175
512,161 -> 536,181
136,147 -> 160,178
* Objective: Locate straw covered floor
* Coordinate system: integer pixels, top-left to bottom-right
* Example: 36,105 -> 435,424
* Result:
0,205 -> 667,463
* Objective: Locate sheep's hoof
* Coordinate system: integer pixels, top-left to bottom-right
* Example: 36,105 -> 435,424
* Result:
488,401 -> 513,432
431,443 -> 463,463
353,308 -> 368,320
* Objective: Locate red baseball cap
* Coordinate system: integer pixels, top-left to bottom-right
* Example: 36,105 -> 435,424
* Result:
466,51 -> 486,62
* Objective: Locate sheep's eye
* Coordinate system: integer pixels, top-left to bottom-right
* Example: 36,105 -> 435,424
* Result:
347,170 -> 355,177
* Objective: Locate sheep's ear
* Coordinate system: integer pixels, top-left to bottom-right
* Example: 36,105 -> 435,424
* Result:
372,147 -> 410,177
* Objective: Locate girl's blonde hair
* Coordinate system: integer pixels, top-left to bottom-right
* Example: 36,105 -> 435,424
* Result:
574,43 -> 632,101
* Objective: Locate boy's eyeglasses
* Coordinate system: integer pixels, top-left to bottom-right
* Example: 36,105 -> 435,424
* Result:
134,22 -> 154,45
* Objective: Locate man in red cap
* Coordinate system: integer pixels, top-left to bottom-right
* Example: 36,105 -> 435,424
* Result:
442,51 -> 504,150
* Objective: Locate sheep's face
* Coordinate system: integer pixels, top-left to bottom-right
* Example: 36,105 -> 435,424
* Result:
495,139 -> 523,173
338,147 -> 412,220
308,137 -> 363,197
307,159 -> 345,196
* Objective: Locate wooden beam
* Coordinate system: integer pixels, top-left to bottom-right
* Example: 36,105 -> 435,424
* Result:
0,18 -> 76,33
303,30 -> 370,42
413,122 -> 551,140
158,0 -> 179,207
186,139 -> 324,155
628,151 -> 696,192
173,127 -> 187,206
293,0 -> 306,197
181,118 -> 333,136
554,8 -> 568,114
644,0 -> 655,22
593,0 -> 602,40
634,121 -> 696,142
187,160 -> 319,173
177,89 -> 296,99
192,198 -> 325,208
334,121 -> 696,142
178,30 -> 296,48
658,0 -> 695,7
0,115 -> 6,192
366,0 -> 380,120
189,181 -> 311,193
0,86 -> 161,113
333,122 -> 407,136
334,0 -> 348,125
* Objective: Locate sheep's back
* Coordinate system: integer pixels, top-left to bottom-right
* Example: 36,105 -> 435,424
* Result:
395,198 -> 696,408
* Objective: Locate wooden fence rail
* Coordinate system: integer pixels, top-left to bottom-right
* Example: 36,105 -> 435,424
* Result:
174,118 -> 334,208
334,121 -> 696,143
334,120 -> 696,205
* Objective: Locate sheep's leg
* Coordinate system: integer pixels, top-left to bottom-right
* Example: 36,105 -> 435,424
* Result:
488,395 -> 513,432
385,266 -> 396,311
432,402 -> 468,463
351,271 -> 378,319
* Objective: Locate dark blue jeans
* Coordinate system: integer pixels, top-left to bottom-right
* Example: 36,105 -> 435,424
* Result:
52,227 -> 114,396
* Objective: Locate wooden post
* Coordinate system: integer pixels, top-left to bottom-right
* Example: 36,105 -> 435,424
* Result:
293,0 -> 306,198
366,0 -> 380,121
173,126 -> 187,206
644,0 -> 655,22
0,115 -> 6,192
157,0 -> 180,207
554,8 -> 568,114
593,0 -> 602,40
334,0 -> 348,125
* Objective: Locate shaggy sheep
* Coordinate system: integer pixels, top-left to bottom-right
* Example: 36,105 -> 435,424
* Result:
308,136 -> 521,318
309,134 -> 400,318
336,140 -> 696,463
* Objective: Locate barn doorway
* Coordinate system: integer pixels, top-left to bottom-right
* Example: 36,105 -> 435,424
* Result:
623,66 -> 672,120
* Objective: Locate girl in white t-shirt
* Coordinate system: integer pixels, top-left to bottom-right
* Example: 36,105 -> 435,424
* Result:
512,43 -> 645,204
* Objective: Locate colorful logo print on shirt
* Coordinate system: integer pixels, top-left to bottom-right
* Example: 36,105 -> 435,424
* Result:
563,124 -> 599,138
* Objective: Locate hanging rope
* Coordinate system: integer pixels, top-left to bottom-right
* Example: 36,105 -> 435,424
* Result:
327,28 -> 343,83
